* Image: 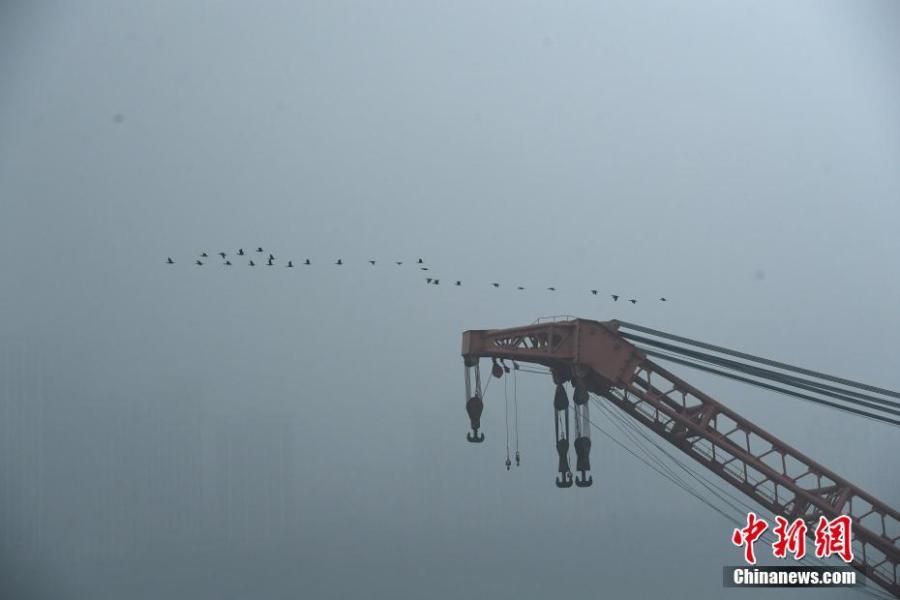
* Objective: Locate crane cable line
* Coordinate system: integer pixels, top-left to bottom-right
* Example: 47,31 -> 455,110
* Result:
504,373 -> 511,470
642,345 -> 900,426
481,367 -> 494,400
617,321 -> 900,401
638,347 -> 900,428
623,332 -> 900,414
595,395 -> 787,537
596,392 -> 811,534
593,395 -> 764,518
513,364 -> 520,466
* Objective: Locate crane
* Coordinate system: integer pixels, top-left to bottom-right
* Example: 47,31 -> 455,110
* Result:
461,317 -> 900,598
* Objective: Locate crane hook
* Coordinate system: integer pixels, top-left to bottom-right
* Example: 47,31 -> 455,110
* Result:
574,436 -> 593,488
555,437 -> 573,488
467,429 -> 485,443
466,394 -> 485,443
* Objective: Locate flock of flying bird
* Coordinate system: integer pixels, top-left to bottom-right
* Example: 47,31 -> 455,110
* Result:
166,247 -> 668,304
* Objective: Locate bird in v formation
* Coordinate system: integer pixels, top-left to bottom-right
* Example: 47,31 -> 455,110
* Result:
173,251 -> 666,302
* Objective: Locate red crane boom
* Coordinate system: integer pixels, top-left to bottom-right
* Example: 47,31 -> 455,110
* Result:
461,317 -> 900,597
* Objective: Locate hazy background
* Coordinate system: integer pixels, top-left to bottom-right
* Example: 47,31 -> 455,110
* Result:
1,1 -> 899,598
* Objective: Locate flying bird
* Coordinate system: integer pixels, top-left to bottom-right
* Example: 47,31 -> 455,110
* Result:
166,257 -> 174,264
547,287 -> 556,291
591,290 -> 598,295
267,258 -> 274,266
268,253 -> 275,261
492,283 -> 500,288
426,278 -> 433,284
257,247 -> 263,253
420,267 -> 429,271
224,260 -> 232,266
659,297 -> 667,302
433,279 -> 440,285
238,248 -> 244,256
629,299 -> 637,304
249,260 -> 255,266
395,261 -> 403,265
304,259 -> 311,265
218,252 -> 226,259
335,259 -> 343,265
611,295 -> 619,301
195,260 -> 203,266
417,258 -> 424,264
200,252 -> 208,258
517,286 -> 525,290
455,281 -> 461,286
369,260 -> 376,265
287,261 -> 294,267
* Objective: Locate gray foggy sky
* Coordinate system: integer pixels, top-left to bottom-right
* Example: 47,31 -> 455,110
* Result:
1,1 -> 899,599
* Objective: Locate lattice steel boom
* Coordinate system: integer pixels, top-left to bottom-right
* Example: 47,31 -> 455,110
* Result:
461,317 -> 900,597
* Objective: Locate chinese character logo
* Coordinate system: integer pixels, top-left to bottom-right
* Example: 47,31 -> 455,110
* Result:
772,515 -> 807,560
814,515 -> 854,563
732,512 -> 768,564
731,513 -> 854,564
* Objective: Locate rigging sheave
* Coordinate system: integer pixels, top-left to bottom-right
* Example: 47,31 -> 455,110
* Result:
461,317 -> 900,598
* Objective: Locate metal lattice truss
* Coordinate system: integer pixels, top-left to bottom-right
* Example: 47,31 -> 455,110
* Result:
461,318 -> 900,597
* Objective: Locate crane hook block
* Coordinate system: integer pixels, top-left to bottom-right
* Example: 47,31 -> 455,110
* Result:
554,384 -> 568,412
574,436 -> 593,488
466,395 -> 485,443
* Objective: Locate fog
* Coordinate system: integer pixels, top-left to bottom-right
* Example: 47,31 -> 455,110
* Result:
1,1 -> 898,598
